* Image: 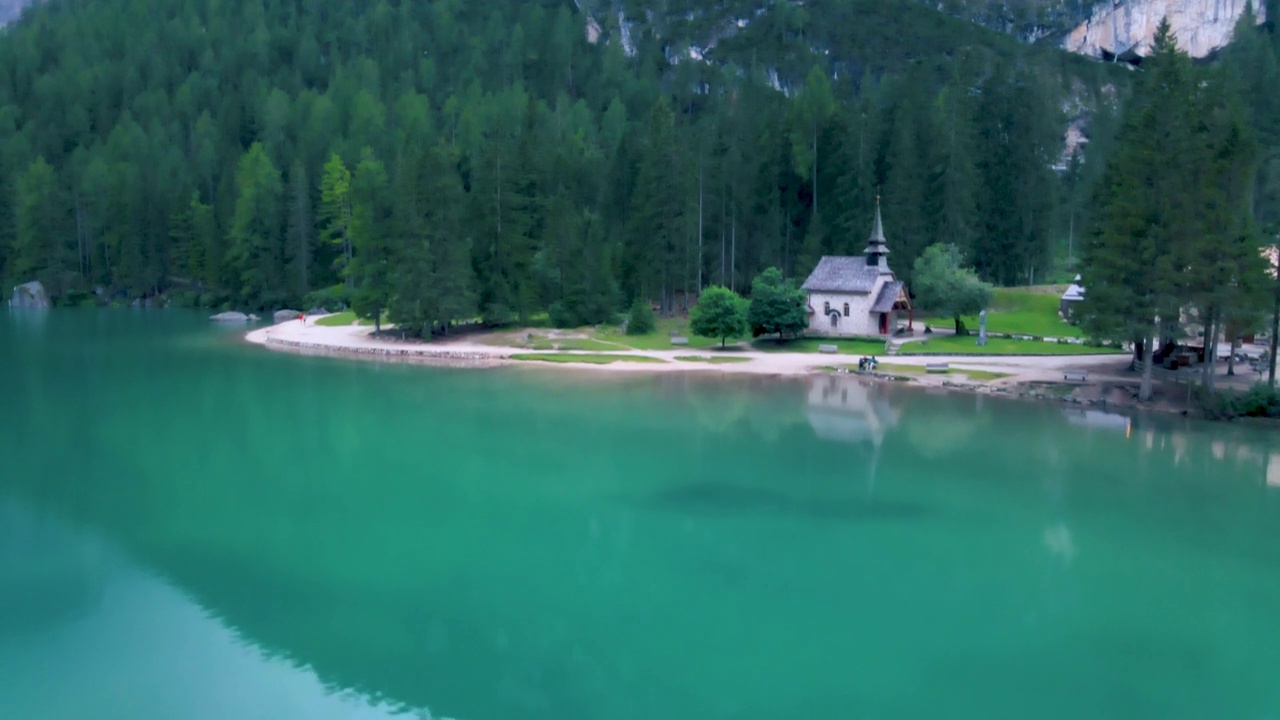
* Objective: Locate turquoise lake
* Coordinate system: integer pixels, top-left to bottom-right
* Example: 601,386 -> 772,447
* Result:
2,310 -> 1279,719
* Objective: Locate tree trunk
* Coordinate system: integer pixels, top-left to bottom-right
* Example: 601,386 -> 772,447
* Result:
1202,310 -> 1217,394
730,208 -> 736,292
812,122 -> 818,222
954,315 -> 966,335
1270,286 -> 1279,386
1139,335 -> 1154,403
1226,333 -> 1237,377
697,162 -> 703,291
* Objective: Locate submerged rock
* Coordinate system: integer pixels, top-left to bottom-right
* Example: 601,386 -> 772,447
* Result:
210,311 -> 249,323
274,309 -> 301,323
9,281 -> 49,309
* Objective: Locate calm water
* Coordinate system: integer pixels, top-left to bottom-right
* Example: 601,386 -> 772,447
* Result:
2,310 -> 1279,719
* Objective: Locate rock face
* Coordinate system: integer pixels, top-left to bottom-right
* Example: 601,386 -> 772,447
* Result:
10,281 -> 49,309
1065,0 -> 1265,59
210,311 -> 250,323
274,309 -> 301,323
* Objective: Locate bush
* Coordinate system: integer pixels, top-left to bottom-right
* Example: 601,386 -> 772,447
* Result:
626,298 -> 655,335
1193,384 -> 1280,420
303,284 -> 350,312
170,290 -> 201,308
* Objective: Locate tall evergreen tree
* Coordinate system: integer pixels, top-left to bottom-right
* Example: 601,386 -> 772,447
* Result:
11,156 -> 70,295
228,143 -> 284,309
348,147 -> 394,330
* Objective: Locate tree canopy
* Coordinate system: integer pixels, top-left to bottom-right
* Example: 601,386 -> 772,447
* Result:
747,267 -> 808,341
0,0 -> 1126,328
1082,19 -> 1271,399
690,286 -> 747,347
911,243 -> 992,334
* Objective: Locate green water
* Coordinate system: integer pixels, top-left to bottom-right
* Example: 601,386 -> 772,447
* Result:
2,310 -> 1279,720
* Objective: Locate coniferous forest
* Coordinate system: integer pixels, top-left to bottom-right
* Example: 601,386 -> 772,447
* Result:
0,0 -> 1278,341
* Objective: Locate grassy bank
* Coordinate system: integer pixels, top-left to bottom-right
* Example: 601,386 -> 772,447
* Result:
510,353 -> 666,365
591,317 -> 741,351
751,337 -> 887,355
674,355 -> 753,364
898,335 -> 1124,356
953,287 -> 1084,339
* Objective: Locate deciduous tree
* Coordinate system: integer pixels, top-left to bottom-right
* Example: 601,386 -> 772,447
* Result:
690,285 -> 747,348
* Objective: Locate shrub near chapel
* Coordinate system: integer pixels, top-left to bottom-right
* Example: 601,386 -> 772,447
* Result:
748,268 -> 808,342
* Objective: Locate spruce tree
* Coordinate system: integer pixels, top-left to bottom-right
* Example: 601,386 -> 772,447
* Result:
228,143 -> 285,309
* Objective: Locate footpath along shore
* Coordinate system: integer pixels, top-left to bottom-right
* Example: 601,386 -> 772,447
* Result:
245,317 -> 1135,394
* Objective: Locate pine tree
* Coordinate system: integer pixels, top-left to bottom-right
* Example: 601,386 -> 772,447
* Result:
625,96 -> 686,311
284,162 -> 314,305
12,156 -> 71,295
318,153 -> 354,287
1081,21 -> 1199,402
228,143 -> 284,309
348,147 -> 394,330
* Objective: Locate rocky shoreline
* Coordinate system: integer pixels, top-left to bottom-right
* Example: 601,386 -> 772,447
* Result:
261,335 -> 504,367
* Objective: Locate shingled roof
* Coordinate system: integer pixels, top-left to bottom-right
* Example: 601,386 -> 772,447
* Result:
870,281 -> 905,312
801,256 -> 880,293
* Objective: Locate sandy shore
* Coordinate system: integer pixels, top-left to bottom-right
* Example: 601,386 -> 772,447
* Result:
245,318 -> 1136,391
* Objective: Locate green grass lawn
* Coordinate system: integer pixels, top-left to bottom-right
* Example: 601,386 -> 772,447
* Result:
950,287 -> 1084,339
591,317 -> 742,351
828,362 -> 1009,381
314,310 -> 389,327
526,338 -> 621,352
871,362 -> 924,374
959,369 -> 1014,381
752,336 -> 888,355
509,353 -> 666,365
674,355 -> 753,364
898,334 -> 1124,356
315,311 -> 359,327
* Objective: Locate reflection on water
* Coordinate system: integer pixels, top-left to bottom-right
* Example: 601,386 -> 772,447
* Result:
1063,408 -> 1132,433
3,312 -> 1280,719
805,373 -> 900,446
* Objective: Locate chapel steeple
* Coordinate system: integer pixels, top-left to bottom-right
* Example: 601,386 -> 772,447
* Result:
863,195 -> 891,274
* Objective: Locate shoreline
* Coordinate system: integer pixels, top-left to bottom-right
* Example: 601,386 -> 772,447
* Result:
244,318 -> 1173,412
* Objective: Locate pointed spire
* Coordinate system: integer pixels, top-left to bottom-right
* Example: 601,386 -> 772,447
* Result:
864,195 -> 891,272
869,193 -> 886,244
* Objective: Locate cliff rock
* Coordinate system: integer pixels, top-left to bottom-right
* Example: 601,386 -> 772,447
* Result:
1065,0 -> 1266,59
10,281 -> 49,309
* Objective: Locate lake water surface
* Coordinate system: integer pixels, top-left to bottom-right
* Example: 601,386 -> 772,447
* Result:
2,310 -> 1279,719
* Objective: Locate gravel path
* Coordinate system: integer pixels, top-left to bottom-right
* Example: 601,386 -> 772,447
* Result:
245,318 -> 1133,387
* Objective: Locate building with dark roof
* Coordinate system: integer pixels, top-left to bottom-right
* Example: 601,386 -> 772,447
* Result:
800,202 -> 911,337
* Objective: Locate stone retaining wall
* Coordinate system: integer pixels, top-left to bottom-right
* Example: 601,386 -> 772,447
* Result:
263,337 -> 505,367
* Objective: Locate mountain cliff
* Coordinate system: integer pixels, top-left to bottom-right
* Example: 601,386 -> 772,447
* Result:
1064,0 -> 1267,59
587,0 -> 1263,62
0,0 -> 1264,60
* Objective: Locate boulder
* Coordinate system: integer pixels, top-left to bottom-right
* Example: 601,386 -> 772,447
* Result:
210,311 -> 249,323
248,314 -> 261,322
274,309 -> 301,323
10,281 -> 49,309
307,307 -> 329,316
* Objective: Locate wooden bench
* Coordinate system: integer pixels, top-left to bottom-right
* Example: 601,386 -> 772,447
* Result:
818,344 -> 838,354
925,363 -> 949,373
1063,370 -> 1089,382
